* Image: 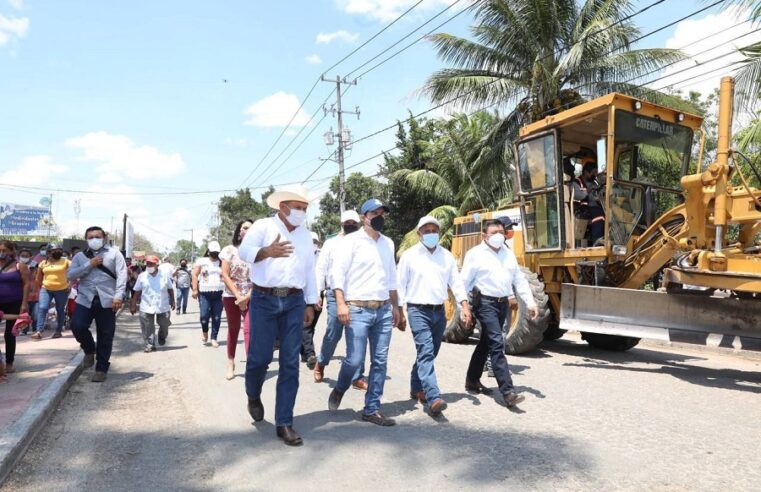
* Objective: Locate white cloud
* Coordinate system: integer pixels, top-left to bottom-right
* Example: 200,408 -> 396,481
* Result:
66,131 -> 186,180
8,0 -> 24,10
305,53 -> 322,64
244,92 -> 311,127
335,0 -> 449,22
223,137 -> 250,146
0,14 -> 29,46
97,171 -> 123,184
661,7 -> 761,101
316,30 -> 359,44
0,155 -> 67,186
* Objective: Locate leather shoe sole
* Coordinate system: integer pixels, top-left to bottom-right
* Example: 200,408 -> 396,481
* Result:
428,398 -> 447,415
313,363 -> 324,383
328,389 -> 344,411
276,426 -> 303,446
504,392 -> 526,407
362,411 -> 396,426
351,378 -> 368,391
248,398 -> 264,422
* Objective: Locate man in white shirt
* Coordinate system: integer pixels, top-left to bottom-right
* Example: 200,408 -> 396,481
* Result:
397,216 -> 471,415
328,198 -> 405,427
460,219 -> 538,408
300,231 -> 322,369
129,255 -> 175,352
238,184 -> 317,446
312,209 -> 366,388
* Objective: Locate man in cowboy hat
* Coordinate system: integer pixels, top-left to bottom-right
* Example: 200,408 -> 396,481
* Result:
239,184 -> 318,446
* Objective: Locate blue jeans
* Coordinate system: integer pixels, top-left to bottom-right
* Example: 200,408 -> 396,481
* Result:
408,305 -> 446,402
245,289 -> 305,426
467,298 -> 514,395
199,290 -> 223,340
36,288 -> 68,333
336,304 -> 392,415
70,297 -> 116,373
176,287 -> 189,313
317,291 -> 364,380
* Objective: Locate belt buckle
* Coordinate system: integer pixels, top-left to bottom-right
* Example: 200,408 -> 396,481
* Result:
272,287 -> 289,297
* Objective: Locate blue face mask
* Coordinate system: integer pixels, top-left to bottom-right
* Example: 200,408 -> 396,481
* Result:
421,233 -> 440,248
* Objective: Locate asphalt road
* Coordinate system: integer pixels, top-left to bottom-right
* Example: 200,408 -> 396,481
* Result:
4,303 -> 760,491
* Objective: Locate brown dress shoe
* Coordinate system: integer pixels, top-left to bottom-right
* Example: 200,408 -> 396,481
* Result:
328,389 -> 344,411
83,353 -> 95,369
410,390 -> 427,404
91,371 -> 107,383
362,411 -> 396,426
352,378 -> 368,391
428,398 -> 447,415
465,379 -> 493,395
313,362 -> 325,383
504,392 -> 525,407
276,426 -> 303,446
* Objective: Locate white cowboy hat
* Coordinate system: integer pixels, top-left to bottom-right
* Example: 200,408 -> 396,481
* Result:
266,184 -> 311,210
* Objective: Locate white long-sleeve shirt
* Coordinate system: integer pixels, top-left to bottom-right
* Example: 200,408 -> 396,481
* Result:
460,242 -> 536,308
238,213 -> 318,304
331,228 -> 396,302
315,233 -> 344,291
397,242 -> 467,305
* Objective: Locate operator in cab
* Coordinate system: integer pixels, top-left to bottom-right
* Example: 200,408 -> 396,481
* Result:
571,153 -> 605,244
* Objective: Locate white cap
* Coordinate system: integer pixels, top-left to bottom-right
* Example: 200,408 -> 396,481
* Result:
310,231 -> 319,242
416,215 -> 440,230
207,240 -> 221,253
340,210 -> 360,224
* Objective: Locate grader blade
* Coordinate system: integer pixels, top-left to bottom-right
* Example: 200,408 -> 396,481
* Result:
559,284 -> 761,351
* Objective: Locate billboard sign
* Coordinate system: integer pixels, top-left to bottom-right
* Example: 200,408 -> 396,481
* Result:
0,202 -> 52,236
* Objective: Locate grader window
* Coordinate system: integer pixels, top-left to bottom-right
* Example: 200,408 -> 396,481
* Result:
517,133 -> 557,192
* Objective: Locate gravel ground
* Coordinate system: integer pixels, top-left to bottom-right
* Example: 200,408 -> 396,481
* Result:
4,304 -> 760,491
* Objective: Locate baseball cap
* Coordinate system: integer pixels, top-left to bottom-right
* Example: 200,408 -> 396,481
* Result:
340,210 -> 360,223
416,215 -> 440,230
145,255 -> 160,264
47,243 -> 62,250
498,216 -> 518,228
360,198 -> 389,215
207,241 -> 222,253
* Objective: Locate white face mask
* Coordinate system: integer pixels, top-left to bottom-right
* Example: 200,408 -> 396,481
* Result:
20,257 -> 31,264
146,266 -> 157,274
286,206 -> 307,227
87,238 -> 104,250
487,233 -> 504,249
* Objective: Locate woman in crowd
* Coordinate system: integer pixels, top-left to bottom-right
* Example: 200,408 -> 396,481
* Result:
173,259 -> 191,314
32,243 -> 70,340
0,240 -> 30,374
192,241 -> 224,347
18,249 -> 37,335
220,219 -> 253,380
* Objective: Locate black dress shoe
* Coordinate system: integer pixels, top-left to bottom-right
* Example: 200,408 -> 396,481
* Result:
276,426 -> 303,446
328,389 -> 344,411
248,398 -> 264,422
465,379 -> 493,395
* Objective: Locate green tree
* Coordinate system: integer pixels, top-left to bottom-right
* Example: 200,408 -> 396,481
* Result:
423,0 -> 685,151
312,173 -> 386,241
212,187 -> 274,246
166,239 -> 197,264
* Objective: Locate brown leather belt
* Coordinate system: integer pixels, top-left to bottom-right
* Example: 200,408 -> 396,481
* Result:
348,300 -> 389,309
252,284 -> 302,297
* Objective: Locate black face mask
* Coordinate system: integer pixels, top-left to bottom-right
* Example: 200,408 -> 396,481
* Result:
51,252 -> 63,260
369,215 -> 385,232
180,263 -> 187,268
209,253 -> 219,260
342,224 -> 359,234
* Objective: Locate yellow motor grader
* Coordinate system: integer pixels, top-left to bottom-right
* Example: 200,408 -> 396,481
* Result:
444,76 -> 761,354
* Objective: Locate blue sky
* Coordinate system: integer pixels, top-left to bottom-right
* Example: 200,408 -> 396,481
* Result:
0,0 -> 756,250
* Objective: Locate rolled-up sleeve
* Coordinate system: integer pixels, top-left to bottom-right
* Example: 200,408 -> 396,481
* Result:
239,220 -> 265,264
447,254 -> 468,303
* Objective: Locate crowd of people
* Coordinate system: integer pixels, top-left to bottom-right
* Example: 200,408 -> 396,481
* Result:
0,184 -> 537,448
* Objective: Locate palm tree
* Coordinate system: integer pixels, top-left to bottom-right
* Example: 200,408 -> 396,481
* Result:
423,0 -> 686,141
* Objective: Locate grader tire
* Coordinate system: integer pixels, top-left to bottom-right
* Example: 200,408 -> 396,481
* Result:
581,332 -> 640,351
542,322 -> 566,341
504,268 -> 550,355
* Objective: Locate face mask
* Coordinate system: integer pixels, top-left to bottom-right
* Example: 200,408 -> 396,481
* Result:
146,266 -> 157,274
180,263 -> 187,268
20,257 -> 31,264
487,233 -> 505,249
342,224 -> 359,235
369,215 -> 385,232
39,251 -> 47,257
285,206 -> 306,227
87,238 -> 104,250
209,252 -> 219,260
421,233 -> 439,248
0,253 -> 8,260
51,252 -> 63,260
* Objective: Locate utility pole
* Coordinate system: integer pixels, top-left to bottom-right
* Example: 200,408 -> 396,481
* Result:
47,193 -> 53,238
321,75 -> 359,214
184,228 -> 195,262
73,199 -> 81,234
122,213 -> 128,254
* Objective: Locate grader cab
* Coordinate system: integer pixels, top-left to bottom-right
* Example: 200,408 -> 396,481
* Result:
445,76 -> 761,354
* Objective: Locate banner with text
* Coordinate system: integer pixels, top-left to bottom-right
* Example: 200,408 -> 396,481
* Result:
0,202 -> 52,236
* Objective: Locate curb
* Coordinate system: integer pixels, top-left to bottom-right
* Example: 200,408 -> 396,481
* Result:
0,350 -> 84,485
